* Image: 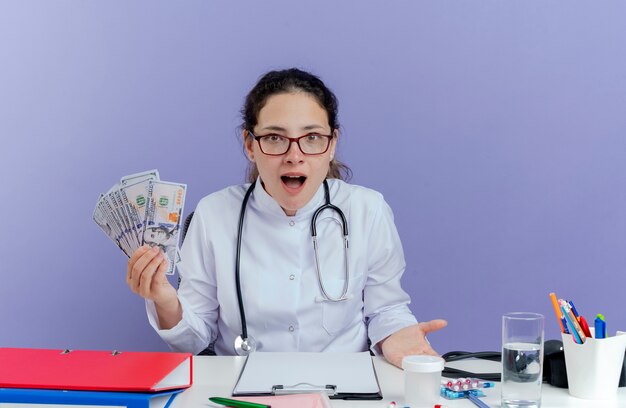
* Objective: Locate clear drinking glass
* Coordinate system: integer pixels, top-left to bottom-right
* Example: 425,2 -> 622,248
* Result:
501,312 -> 544,408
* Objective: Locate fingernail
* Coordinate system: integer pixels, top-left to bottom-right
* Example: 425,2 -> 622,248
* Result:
151,246 -> 159,253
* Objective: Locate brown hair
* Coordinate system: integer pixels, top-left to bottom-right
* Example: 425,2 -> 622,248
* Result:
241,68 -> 352,183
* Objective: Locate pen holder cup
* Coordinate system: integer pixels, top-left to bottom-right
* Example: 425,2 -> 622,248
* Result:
561,330 -> 626,400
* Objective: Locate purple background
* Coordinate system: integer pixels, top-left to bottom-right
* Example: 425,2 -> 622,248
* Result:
1,1 -> 625,354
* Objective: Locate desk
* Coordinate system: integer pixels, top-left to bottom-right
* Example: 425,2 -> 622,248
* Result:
174,356 -> 626,408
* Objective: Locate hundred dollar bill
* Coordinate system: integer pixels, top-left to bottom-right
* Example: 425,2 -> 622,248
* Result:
120,169 -> 160,186
102,184 -> 126,243
120,181 -> 181,265
119,179 -> 151,249
101,182 -> 137,255
94,170 -> 186,267
142,180 -> 186,275
112,189 -> 141,251
93,194 -> 131,257
94,194 -> 132,257
107,197 -> 134,254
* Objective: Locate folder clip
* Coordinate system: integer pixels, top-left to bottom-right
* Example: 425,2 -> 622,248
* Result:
272,383 -> 337,396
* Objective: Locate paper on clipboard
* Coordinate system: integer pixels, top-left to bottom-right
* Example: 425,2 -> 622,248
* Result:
232,352 -> 382,400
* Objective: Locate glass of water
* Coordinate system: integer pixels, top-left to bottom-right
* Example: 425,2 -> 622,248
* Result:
502,312 -> 544,408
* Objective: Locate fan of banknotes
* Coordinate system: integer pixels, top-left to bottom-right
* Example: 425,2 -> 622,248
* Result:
93,169 -> 187,275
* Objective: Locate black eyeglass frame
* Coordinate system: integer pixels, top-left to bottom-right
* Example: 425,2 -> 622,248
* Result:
247,130 -> 335,156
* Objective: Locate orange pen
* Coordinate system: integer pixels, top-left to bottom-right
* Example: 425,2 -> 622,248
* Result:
549,292 -> 567,334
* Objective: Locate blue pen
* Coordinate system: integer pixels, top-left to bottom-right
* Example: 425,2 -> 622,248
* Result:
561,304 -> 583,344
595,314 -> 607,339
562,317 -> 570,334
467,392 -> 491,408
568,300 -> 581,319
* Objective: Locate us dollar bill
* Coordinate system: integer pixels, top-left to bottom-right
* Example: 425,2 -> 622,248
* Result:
110,189 -> 140,251
142,180 -> 186,275
120,169 -> 160,186
119,180 -> 151,249
93,194 -> 131,257
94,194 -> 132,256
94,170 -> 186,273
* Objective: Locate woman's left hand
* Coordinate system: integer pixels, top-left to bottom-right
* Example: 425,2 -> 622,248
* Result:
380,319 -> 448,368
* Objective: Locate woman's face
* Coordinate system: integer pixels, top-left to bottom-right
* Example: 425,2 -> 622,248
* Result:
244,92 -> 337,216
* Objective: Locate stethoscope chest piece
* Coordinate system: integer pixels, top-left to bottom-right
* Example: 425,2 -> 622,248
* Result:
234,335 -> 257,356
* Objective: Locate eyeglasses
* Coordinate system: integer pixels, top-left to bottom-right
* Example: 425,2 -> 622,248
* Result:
248,131 -> 334,156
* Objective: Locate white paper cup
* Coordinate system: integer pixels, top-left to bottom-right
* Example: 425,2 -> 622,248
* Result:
561,330 -> 626,399
402,355 -> 444,407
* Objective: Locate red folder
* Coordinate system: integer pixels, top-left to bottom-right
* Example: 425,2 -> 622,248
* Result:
0,348 -> 192,392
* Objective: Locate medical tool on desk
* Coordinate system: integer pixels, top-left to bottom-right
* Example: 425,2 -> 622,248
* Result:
234,179 -> 350,355
441,351 -> 502,382
441,388 -> 491,408
442,377 -> 494,392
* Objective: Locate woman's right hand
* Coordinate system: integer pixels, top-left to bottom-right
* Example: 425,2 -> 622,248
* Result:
127,245 -> 178,306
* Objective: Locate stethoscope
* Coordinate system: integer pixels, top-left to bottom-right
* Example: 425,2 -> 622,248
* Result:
233,179 -> 350,355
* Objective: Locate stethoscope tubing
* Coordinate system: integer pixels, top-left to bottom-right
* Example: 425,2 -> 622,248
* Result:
235,182 -> 256,342
310,181 -> 348,237
234,179 -> 349,355
311,180 -> 350,302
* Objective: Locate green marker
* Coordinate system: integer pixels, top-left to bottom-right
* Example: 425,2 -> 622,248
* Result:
209,396 -> 271,408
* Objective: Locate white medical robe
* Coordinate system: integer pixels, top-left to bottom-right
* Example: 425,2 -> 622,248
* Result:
146,178 -> 418,355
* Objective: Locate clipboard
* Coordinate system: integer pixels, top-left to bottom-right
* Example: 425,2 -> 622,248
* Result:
232,351 -> 383,400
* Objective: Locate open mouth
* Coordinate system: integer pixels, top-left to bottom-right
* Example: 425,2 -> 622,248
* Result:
281,175 -> 307,190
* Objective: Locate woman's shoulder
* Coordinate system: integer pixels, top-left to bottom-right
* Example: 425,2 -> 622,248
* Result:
329,179 -> 388,216
330,179 -> 385,203
195,183 -> 251,213
329,180 -> 396,229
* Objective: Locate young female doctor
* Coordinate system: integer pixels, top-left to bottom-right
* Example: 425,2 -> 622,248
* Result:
126,68 -> 447,368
